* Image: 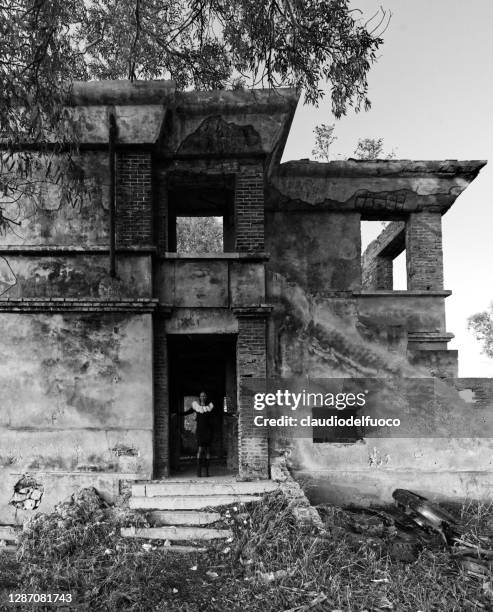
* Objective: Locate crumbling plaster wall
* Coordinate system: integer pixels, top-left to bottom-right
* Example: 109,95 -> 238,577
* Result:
0,82 -> 304,514
0,151 -> 110,248
0,254 -> 151,299
271,160 -> 485,211
0,142 -> 154,524
265,160 -> 490,505
0,312 -> 153,524
169,89 -> 298,162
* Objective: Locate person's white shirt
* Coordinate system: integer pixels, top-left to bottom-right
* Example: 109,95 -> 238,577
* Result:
191,401 -> 213,413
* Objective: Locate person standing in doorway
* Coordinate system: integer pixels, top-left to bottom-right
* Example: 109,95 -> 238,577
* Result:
183,391 -> 214,477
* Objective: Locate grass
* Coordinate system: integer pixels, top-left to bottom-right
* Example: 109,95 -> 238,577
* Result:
0,489 -> 492,611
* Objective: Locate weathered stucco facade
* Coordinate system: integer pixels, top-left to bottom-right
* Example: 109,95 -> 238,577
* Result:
0,80 -> 488,524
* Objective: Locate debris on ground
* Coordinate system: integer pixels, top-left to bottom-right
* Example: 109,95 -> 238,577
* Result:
9,475 -> 44,511
392,488 -> 462,543
319,488 -> 493,580
1,486 -> 493,610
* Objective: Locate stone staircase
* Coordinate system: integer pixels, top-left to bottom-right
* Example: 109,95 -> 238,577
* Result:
122,478 -> 279,553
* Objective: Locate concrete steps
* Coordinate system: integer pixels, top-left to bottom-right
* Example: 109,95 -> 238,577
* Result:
133,480 -> 279,497
121,526 -> 232,541
0,526 -> 18,542
159,545 -> 208,554
148,510 -> 221,526
123,477 -> 278,554
129,494 -> 263,510
0,526 -> 19,555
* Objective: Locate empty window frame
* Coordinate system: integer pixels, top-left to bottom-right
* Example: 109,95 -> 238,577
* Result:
361,220 -> 407,290
167,173 -> 235,253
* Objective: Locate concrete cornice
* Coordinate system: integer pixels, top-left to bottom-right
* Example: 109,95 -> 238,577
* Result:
162,252 -> 269,261
174,88 -> 299,115
269,159 -> 487,216
0,245 -> 156,255
276,159 -> 487,179
354,290 -> 452,297
68,80 -> 176,105
0,298 -> 159,313
232,305 -> 273,318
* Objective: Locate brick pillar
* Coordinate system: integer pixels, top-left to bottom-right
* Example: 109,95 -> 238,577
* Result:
235,308 -> 270,479
157,172 -> 167,255
154,309 -> 170,477
406,212 -> 443,291
235,163 -> 265,252
116,151 -> 153,247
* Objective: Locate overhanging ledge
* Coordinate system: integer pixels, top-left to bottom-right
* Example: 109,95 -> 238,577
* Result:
354,290 -> 452,298
0,298 -> 159,313
232,305 -> 273,318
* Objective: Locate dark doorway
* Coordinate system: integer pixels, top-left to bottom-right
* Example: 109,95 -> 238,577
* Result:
167,334 -> 237,475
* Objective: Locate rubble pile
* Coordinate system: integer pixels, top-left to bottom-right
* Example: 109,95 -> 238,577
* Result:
322,488 -> 493,577
9,476 -> 44,511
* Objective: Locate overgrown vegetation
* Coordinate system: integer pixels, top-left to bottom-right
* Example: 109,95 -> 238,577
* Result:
468,303 -> 493,360
311,125 -> 396,162
176,216 -> 223,253
1,488 -> 492,611
0,0 -> 391,238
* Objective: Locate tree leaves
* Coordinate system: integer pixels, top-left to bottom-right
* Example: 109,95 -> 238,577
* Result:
0,0 -> 389,231
1,0 -> 387,126
468,307 -> 493,360
353,138 -> 396,160
176,216 -> 223,253
312,123 -> 337,161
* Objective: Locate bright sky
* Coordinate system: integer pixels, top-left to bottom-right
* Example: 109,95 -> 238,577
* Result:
282,0 -> 493,377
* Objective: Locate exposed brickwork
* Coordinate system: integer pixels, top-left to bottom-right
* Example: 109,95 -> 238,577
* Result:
156,172 -> 167,255
154,316 -> 169,477
236,315 -> 268,479
355,191 -> 408,213
225,417 -> 239,472
116,152 -> 153,247
362,256 -> 393,290
235,164 -> 265,252
169,159 -> 240,175
271,455 -> 326,532
406,212 -> 443,291
361,221 -> 405,290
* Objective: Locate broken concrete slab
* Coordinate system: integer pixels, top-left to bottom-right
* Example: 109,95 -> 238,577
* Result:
160,545 -> 207,554
147,511 -> 222,526
141,480 -> 279,497
129,495 -> 263,511
121,526 -> 232,541
0,526 -> 18,542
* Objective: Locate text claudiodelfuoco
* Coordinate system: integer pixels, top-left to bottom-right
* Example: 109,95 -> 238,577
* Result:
252,390 -> 401,428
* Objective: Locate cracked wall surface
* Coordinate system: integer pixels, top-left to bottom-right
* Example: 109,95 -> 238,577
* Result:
0,312 -> 153,523
265,159 -> 490,505
0,81 -> 488,517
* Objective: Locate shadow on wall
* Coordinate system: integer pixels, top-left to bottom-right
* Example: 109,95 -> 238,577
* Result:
270,277 -> 493,494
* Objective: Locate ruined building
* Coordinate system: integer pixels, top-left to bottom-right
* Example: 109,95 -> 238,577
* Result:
0,80 -> 488,522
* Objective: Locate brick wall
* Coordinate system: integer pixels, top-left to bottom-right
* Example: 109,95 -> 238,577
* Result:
235,164 -> 265,252
154,316 -> 169,477
156,172 -> 167,255
236,315 -> 268,479
361,221 -> 405,290
406,212 -> 443,291
116,152 -> 153,247
362,255 -> 393,290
